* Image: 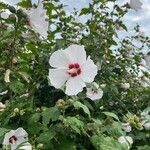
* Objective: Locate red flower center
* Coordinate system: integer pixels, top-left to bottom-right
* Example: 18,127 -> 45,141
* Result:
67,63 -> 81,77
9,135 -> 18,144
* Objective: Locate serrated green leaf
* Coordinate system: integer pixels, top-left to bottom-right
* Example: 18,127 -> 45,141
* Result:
37,130 -> 56,143
103,112 -> 119,121
65,116 -> 85,134
91,134 -> 127,150
137,145 -> 150,150
73,101 -> 90,117
0,128 -> 9,137
42,107 -> 60,125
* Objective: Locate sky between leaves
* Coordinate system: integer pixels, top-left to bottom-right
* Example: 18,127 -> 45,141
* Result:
1,0 -> 150,37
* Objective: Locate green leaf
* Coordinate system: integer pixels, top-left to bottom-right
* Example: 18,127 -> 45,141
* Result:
80,8 -> 90,16
65,116 -> 85,134
45,2 -> 54,14
9,81 -> 25,94
137,145 -> 150,150
91,134 -> 127,150
73,101 -> 90,117
17,0 -> 32,8
18,71 -> 30,83
0,128 -> 9,144
0,128 -> 9,137
28,113 -> 44,134
106,122 -> 124,136
102,112 -> 119,121
37,130 -> 56,143
42,107 -> 60,125
57,138 -> 76,150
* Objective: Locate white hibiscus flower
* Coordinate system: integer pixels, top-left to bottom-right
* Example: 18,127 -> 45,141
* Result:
49,44 -> 98,96
27,1 -> 49,39
19,142 -> 32,150
118,136 -> 133,149
129,0 -> 142,11
86,82 -> 103,101
3,128 -> 28,150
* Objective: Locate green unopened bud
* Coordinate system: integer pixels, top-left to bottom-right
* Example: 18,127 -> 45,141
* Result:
41,107 -> 46,112
17,9 -> 26,18
137,123 -> 143,129
134,115 -> 140,123
8,6 -> 16,13
87,123 -> 95,131
9,14 -> 16,22
36,108 -> 41,112
56,99 -> 65,109
14,108 -> 19,113
12,57 -> 18,64
67,99 -> 74,105
2,145 -> 9,150
20,110 -> 25,116
37,143 -> 44,149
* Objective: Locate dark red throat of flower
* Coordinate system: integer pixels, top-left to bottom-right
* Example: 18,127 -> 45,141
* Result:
67,63 -> 81,77
9,135 -> 18,144
91,89 -> 98,94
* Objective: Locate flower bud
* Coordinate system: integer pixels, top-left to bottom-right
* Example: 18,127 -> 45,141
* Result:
37,143 -> 44,149
36,108 -> 41,112
100,84 -> 106,88
121,83 -> 130,90
14,108 -> 19,113
20,110 -> 25,116
4,69 -> 11,83
12,57 -> 18,64
144,122 -> 150,130
8,6 -> 16,13
56,99 -> 65,109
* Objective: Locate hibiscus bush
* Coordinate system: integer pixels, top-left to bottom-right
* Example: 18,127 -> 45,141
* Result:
0,0 -> 150,149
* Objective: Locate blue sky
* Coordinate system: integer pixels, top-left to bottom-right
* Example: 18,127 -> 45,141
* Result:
1,0 -> 150,36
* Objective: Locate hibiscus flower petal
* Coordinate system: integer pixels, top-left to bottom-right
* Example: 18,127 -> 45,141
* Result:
15,137 -> 28,149
49,69 -> 69,88
19,142 -> 32,150
81,56 -> 98,83
65,76 -> 86,95
87,88 -> 103,101
65,44 -> 86,65
28,2 -> 48,39
15,128 -> 28,138
49,50 -> 71,68
3,130 -> 15,145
